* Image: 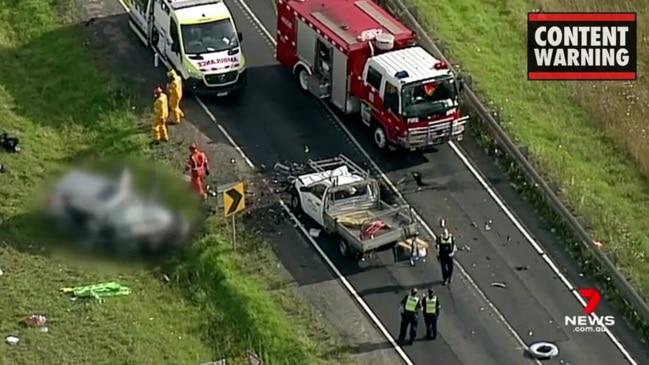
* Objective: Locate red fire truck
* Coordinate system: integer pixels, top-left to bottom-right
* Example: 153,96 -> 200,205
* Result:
276,0 -> 468,151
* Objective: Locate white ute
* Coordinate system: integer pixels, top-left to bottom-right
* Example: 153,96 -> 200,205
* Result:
290,155 -> 419,259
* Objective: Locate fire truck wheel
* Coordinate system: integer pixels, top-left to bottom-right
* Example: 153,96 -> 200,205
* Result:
295,67 -> 309,93
373,125 -> 388,150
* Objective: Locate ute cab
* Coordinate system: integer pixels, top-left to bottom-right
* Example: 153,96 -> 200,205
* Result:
128,0 -> 247,96
276,0 -> 468,151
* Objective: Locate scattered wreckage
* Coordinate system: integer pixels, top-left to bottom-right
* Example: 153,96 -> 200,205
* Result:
287,154 -> 422,260
47,167 -> 191,256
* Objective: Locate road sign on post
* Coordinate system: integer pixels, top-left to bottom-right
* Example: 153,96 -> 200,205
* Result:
218,182 -> 246,248
223,182 -> 245,217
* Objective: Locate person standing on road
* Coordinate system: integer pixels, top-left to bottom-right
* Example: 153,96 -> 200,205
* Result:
398,288 -> 421,345
152,87 -> 169,143
166,70 -> 185,124
436,228 -> 456,285
185,143 -> 210,201
422,288 -> 440,340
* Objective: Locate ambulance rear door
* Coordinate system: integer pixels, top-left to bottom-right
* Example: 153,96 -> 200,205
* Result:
165,15 -> 183,71
151,0 -> 171,59
128,0 -> 154,43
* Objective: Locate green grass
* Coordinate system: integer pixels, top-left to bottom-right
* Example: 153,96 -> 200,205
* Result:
0,1 -> 350,364
406,0 -> 649,299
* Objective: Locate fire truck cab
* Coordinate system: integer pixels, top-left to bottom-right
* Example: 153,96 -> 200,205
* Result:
276,0 -> 468,151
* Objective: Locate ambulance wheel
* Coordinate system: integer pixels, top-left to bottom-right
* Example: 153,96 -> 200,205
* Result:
295,66 -> 309,93
373,125 -> 388,150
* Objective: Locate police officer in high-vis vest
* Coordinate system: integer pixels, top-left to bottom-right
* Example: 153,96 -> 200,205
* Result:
422,288 -> 441,340
398,288 -> 421,345
436,228 -> 457,285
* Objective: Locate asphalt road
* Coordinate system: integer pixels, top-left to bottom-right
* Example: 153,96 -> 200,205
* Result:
190,0 -> 649,364
103,0 -> 649,363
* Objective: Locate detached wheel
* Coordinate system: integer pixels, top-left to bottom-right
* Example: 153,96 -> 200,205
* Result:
295,67 -> 309,93
339,239 -> 350,257
373,124 -> 388,150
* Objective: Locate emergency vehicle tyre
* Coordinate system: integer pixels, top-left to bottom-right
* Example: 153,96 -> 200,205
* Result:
373,125 -> 388,150
295,66 -> 310,93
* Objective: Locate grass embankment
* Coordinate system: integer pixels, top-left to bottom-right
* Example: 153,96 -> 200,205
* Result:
406,0 -> 649,299
0,1 -> 347,364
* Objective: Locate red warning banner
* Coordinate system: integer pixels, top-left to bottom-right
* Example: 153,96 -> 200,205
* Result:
527,13 -> 637,81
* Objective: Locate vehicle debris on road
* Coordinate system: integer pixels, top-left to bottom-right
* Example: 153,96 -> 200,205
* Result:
527,341 -> 560,360
491,282 -> 507,289
396,236 -> 429,266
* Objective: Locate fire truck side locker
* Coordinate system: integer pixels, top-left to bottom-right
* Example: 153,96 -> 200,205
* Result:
331,47 -> 358,113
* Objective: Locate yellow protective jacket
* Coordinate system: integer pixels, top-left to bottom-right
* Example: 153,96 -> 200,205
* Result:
168,74 -> 183,100
154,93 -> 169,122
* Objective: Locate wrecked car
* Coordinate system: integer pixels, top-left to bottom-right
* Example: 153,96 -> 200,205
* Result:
47,168 -> 191,255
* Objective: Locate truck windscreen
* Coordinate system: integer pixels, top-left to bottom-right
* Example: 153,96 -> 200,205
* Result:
401,77 -> 458,119
181,19 -> 239,54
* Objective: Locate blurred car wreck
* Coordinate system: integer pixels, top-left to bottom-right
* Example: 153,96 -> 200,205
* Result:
47,167 -> 191,256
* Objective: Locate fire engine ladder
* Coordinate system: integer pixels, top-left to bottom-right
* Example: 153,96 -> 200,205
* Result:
306,154 -> 370,183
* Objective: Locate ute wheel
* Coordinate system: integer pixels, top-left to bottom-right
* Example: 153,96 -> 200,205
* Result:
373,124 -> 388,150
339,239 -> 350,257
295,66 -> 309,93
290,190 -> 302,213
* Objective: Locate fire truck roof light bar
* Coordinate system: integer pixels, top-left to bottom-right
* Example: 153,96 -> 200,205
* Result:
394,70 -> 409,79
311,11 -> 358,45
354,0 -> 402,35
169,0 -> 223,10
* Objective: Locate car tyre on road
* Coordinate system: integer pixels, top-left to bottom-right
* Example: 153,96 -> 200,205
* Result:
339,239 -> 350,257
290,189 -> 302,213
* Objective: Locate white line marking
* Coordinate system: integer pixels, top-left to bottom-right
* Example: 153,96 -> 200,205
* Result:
224,0 -> 638,363
115,0 -> 637,363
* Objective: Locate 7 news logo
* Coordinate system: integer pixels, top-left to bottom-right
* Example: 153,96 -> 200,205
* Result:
564,288 -> 615,332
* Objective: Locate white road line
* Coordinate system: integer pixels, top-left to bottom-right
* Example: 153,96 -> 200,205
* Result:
223,0 -> 638,363
115,0 -> 636,363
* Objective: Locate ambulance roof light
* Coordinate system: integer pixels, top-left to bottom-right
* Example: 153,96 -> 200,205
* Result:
394,70 -> 409,79
433,61 -> 448,70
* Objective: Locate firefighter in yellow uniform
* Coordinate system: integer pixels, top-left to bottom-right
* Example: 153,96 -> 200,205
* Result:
167,70 -> 185,124
153,87 -> 169,142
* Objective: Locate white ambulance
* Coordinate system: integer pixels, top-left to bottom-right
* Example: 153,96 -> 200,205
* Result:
127,0 -> 247,96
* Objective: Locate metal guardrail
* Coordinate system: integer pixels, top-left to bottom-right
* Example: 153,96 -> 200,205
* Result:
375,0 -> 649,326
